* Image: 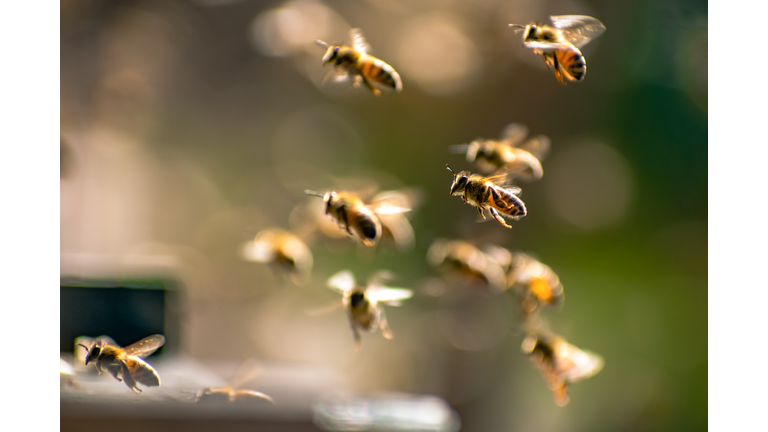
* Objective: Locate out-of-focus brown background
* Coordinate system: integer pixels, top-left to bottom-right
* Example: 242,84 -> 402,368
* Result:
61,0 -> 707,431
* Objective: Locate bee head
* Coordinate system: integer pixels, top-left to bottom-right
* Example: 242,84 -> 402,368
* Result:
78,342 -> 102,365
323,191 -> 338,214
322,46 -> 340,64
524,24 -> 539,41
446,165 -> 469,195
349,291 -> 366,308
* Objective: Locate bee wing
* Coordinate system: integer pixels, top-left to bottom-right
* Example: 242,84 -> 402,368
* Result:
556,343 -> 604,383
124,334 -> 166,358
242,236 -> 274,263
227,358 -> 262,390
504,185 -> 523,195
550,15 -> 606,49
372,188 -> 424,213
367,286 -> 413,306
367,270 -> 395,288
327,270 -> 357,294
350,28 -> 371,54
499,123 -> 528,146
369,200 -> 411,215
517,135 -> 550,161
305,300 -> 344,316
522,40 -> 573,51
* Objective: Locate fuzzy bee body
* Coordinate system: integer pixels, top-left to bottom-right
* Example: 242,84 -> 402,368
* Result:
427,239 -> 509,292
510,15 -> 605,84
243,228 -> 313,285
317,28 -> 402,96
196,358 -> 274,405
446,166 -> 526,229
78,334 -> 165,393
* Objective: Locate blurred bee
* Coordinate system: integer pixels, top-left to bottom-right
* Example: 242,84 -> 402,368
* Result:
316,28 -> 402,96
522,330 -> 604,406
506,252 -> 564,320
76,334 -> 165,393
242,228 -> 313,285
451,123 -> 550,182
196,358 -> 274,405
304,189 -> 410,247
427,239 -> 509,292
372,189 -> 422,251
325,270 -> 413,350
60,358 -> 79,389
509,15 -> 606,84
446,165 -> 527,229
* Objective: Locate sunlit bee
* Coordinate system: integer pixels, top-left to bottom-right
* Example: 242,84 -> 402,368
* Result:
427,239 -> 509,292
242,228 -> 313,285
326,270 -> 413,350
77,334 -> 165,393
507,252 -> 564,318
196,358 -> 274,405
304,190 -> 410,247
451,123 -> 550,182
510,15 -> 606,84
522,331 -> 604,406
446,165 -> 527,229
316,28 -> 402,96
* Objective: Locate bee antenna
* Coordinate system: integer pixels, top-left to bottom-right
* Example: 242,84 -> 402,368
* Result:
304,189 -> 324,198
77,343 -> 89,351
315,40 -> 328,48
445,164 -> 455,174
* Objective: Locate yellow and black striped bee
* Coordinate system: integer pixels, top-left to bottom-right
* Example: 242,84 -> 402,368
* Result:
77,334 -> 165,393
242,228 -> 313,285
506,252 -> 564,319
446,165 -> 527,229
326,270 -> 413,351
196,358 -> 274,405
304,189 -> 410,247
427,239 -> 509,292
522,330 -> 604,406
452,123 -> 550,182
316,28 -> 402,96
509,15 -> 606,84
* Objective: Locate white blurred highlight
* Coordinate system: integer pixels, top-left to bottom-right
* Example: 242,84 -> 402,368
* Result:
396,14 -> 482,96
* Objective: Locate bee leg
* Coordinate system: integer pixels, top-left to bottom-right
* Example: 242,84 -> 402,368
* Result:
477,205 -> 486,220
378,307 -> 394,340
551,54 -> 566,85
489,208 -> 512,228
120,362 -> 142,393
348,315 -> 362,351
360,75 -> 381,96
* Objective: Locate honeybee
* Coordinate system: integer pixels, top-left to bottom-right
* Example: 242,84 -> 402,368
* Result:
242,228 -> 313,285
372,189 -> 422,251
196,358 -> 274,405
506,252 -> 564,320
446,165 -> 527,229
304,189 -> 410,247
451,123 -> 550,182
326,270 -> 413,350
522,330 -> 604,406
76,334 -> 165,393
427,239 -> 509,292
316,28 -> 402,96
509,15 -> 606,84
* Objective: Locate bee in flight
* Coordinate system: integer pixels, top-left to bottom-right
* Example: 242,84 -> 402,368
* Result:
76,334 -> 165,393
509,15 -> 606,84
195,358 -> 274,405
304,189 -> 411,247
521,330 -> 604,406
506,252 -> 564,321
242,228 -> 313,285
316,28 -> 402,96
324,270 -> 413,351
427,239 -> 510,293
451,123 -> 550,182
446,165 -> 527,229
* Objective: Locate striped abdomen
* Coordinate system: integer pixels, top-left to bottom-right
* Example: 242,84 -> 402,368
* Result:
556,47 -> 586,81
359,56 -> 403,92
490,186 -> 527,218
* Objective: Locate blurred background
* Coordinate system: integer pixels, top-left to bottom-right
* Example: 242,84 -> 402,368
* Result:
60,0 -> 707,431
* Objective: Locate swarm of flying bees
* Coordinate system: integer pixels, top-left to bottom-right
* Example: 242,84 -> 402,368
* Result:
66,18 -> 608,408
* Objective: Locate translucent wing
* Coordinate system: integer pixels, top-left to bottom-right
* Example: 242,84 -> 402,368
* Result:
522,40 -> 572,51
124,334 -> 165,358
236,390 -> 274,403
328,270 -> 357,294
367,286 -> 413,306
504,185 -> 523,195
550,15 -> 606,49
228,358 -> 262,390
367,270 -> 395,288
555,341 -> 604,382
499,123 -> 529,146
350,28 -> 371,54
369,201 -> 411,215
517,134 -> 551,160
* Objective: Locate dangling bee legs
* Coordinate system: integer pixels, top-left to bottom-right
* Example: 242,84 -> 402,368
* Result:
551,54 -> 566,85
359,74 -> 382,96
348,314 -> 362,351
489,207 -> 513,229
378,307 -> 394,340
477,206 -> 486,219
